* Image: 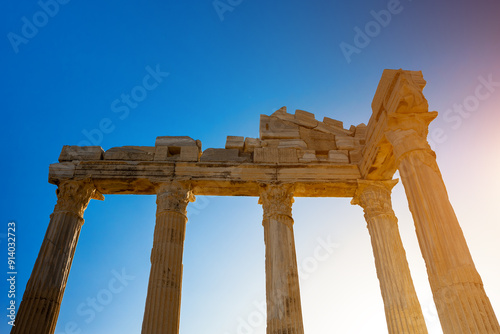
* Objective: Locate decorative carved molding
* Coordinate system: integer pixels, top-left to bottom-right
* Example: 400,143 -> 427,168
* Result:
391,73 -> 429,115
384,111 -> 440,174
156,181 -> 195,215
351,180 -> 398,222
54,180 -> 101,218
258,183 -> 294,222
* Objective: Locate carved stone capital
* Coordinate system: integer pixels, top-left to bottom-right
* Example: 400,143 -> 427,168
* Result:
384,111 -> 437,166
258,183 -> 294,222
156,181 -> 195,215
351,179 -> 398,222
390,72 -> 429,115
54,180 -> 102,218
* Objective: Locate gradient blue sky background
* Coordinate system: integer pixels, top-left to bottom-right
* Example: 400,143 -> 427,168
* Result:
1,1 -> 500,333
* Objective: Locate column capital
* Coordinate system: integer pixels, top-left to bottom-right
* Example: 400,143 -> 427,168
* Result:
156,181 -> 195,215
384,112 -> 438,165
54,179 -> 103,218
351,179 -> 398,222
258,183 -> 294,221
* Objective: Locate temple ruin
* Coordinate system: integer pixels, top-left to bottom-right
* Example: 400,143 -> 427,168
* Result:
12,69 -> 500,334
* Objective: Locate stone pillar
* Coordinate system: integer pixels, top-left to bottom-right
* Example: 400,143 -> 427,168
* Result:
258,184 -> 304,334
385,113 -> 500,334
141,181 -> 195,334
352,179 -> 428,334
12,180 -> 101,334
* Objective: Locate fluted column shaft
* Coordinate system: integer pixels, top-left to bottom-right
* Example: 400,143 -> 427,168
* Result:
141,182 -> 194,334
352,180 -> 428,334
259,184 -> 304,334
12,180 -> 100,334
386,115 -> 500,334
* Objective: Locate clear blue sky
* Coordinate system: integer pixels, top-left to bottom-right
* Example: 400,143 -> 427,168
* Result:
1,1 -> 500,333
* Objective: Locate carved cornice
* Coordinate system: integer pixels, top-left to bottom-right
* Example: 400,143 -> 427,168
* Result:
156,181 -> 195,215
258,183 -> 295,222
351,179 -> 398,222
390,72 -> 429,115
54,179 -> 102,218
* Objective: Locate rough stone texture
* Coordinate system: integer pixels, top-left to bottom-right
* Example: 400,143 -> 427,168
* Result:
18,69 -> 499,334
200,148 -> 251,162
244,137 -> 262,153
155,136 -> 197,147
294,109 -> 318,128
260,115 -> 301,139
254,147 -> 279,164
298,150 -> 317,163
278,148 -> 299,163
259,184 -> 304,334
328,150 -> 349,163
179,146 -> 200,162
104,146 -> 155,161
352,180 -> 428,334
387,123 -> 500,334
335,136 -> 356,150
59,145 -> 104,161
323,116 -> 344,129
11,181 -> 103,334
299,127 -> 336,152
354,123 -> 367,139
142,182 -> 194,334
349,149 -> 363,164
277,139 -> 308,149
225,136 -> 245,150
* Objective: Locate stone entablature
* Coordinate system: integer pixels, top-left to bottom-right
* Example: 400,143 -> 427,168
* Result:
13,69 -> 500,334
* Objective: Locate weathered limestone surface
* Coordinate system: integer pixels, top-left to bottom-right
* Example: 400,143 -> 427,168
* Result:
59,145 -> 104,161
200,148 -> 252,162
259,184 -> 304,334
225,135 -> 245,150
12,180 -> 103,334
352,180 -> 428,334
378,70 -> 500,334
104,146 -> 155,161
142,181 -> 195,334
387,121 -> 500,334
14,69 -> 498,334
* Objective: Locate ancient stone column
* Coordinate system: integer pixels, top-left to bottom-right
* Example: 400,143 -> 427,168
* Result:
258,184 -> 304,334
12,180 -> 102,334
385,113 -> 500,334
351,179 -> 428,334
141,181 -> 195,334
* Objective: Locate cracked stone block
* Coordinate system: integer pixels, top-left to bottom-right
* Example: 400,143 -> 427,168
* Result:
200,148 -> 251,162
299,127 -> 336,152
349,150 -> 363,164
253,147 -> 279,163
155,136 -> 197,147
260,115 -> 300,140
354,123 -> 368,141
59,145 -> 104,162
104,146 -> 155,161
298,150 -> 317,163
180,146 -> 200,162
225,136 -> 245,150
323,117 -> 344,129
335,136 -> 356,150
328,150 -> 349,163
244,137 -> 261,153
271,106 -> 287,116
278,139 -> 308,149
294,109 -> 318,128
49,162 -> 76,179
278,148 -> 298,163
